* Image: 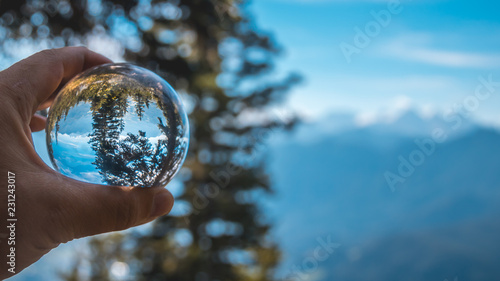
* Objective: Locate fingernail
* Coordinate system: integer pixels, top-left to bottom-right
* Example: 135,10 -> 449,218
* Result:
150,191 -> 173,218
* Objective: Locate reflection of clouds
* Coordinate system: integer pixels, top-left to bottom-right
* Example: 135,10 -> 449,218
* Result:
57,159 -> 100,184
148,135 -> 168,144
52,133 -> 104,184
56,103 -> 93,135
55,133 -> 91,150
122,99 -> 165,138
80,171 -> 102,184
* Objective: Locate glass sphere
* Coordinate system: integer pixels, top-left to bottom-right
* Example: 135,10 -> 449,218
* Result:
46,63 -> 189,187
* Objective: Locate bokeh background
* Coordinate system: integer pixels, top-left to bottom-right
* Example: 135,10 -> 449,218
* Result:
2,0 -> 500,280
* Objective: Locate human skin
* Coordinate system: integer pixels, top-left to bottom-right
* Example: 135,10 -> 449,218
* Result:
0,47 -> 174,279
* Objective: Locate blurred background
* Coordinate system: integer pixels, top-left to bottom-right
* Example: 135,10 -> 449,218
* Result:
2,0 -> 500,280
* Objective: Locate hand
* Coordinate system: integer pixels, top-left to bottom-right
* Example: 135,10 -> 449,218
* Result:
0,47 -> 174,278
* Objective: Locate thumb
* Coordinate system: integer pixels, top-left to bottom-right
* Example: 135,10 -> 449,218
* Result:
52,175 -> 174,240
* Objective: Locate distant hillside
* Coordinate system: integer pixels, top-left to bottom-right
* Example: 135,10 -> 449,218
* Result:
266,111 -> 500,280
328,218 -> 500,281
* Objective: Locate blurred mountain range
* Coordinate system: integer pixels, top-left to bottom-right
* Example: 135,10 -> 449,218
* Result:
266,109 -> 500,281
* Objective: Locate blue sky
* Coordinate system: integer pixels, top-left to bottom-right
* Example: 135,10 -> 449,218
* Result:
249,0 -> 500,126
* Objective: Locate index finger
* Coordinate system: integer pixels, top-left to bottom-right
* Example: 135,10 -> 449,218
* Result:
0,46 -> 112,118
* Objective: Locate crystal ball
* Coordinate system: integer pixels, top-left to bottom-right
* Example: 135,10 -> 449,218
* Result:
46,63 -> 189,187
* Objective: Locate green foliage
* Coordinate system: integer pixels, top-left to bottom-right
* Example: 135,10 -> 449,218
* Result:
0,0 -> 299,280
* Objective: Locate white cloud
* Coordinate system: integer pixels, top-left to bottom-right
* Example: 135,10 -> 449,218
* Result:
392,95 -> 412,113
287,73 -> 463,122
378,34 -> 500,68
331,74 -> 460,93
354,95 -> 410,126
355,111 -> 379,126
353,95 -> 440,127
